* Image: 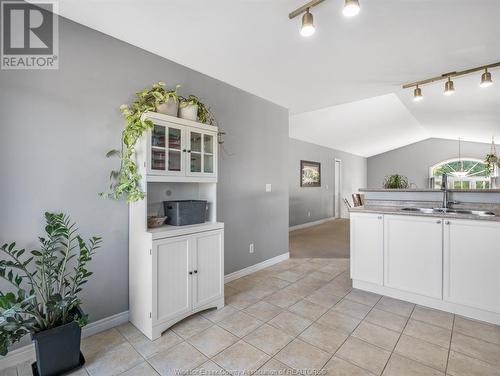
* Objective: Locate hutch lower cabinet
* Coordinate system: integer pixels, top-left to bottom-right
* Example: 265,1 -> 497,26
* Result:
130,226 -> 224,340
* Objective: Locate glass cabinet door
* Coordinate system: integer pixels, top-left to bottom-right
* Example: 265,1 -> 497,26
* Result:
189,131 -> 202,173
167,127 -> 182,173
151,125 -> 166,171
150,124 -> 184,174
187,130 -> 216,176
203,134 -> 214,174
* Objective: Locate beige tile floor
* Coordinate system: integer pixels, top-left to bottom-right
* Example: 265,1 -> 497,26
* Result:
4,257 -> 500,376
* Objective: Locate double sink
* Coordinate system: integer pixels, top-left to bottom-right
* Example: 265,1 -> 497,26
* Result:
401,207 -> 495,217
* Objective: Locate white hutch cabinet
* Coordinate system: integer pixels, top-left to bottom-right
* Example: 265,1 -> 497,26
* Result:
129,112 -> 224,340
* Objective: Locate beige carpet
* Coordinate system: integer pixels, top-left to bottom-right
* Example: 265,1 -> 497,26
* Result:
289,219 -> 350,258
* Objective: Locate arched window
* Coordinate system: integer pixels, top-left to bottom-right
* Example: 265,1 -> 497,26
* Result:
429,158 -> 491,189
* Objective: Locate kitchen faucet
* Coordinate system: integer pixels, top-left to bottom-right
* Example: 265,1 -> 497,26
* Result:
442,174 -> 449,208
441,173 -> 459,209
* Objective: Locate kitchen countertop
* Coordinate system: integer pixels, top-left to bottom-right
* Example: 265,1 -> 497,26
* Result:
359,188 -> 500,193
349,205 -> 500,222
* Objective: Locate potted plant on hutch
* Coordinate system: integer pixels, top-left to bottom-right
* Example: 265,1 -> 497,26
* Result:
179,95 -> 210,122
0,212 -> 102,376
155,83 -> 181,116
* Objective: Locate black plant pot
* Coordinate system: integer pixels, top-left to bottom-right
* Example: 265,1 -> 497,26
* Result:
31,319 -> 85,376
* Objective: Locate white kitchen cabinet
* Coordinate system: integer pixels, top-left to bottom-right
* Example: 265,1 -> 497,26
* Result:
350,213 -> 384,285
444,219 -> 500,313
384,215 -> 443,299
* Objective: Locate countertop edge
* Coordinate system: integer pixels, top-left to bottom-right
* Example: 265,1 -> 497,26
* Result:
349,206 -> 500,222
359,188 -> 500,193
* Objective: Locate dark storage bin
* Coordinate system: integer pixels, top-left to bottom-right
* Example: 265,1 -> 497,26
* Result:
163,200 -> 208,226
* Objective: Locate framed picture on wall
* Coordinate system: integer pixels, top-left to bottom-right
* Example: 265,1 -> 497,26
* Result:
300,160 -> 321,187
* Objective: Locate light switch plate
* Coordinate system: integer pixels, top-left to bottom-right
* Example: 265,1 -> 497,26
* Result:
265,184 -> 272,192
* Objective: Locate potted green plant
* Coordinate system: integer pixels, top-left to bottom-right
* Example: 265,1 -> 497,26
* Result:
179,95 -> 211,123
179,95 -> 200,121
383,174 -> 409,189
156,84 -> 181,116
485,153 -> 498,175
0,212 -> 101,376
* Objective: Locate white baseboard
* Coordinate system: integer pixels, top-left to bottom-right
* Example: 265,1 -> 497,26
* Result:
224,252 -> 290,283
0,310 -> 129,370
289,217 -> 336,232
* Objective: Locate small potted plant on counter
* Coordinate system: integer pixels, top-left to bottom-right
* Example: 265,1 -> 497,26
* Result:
383,174 -> 409,189
0,212 -> 102,376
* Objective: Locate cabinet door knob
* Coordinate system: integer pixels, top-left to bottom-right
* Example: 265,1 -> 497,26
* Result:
182,149 -> 187,152
436,220 -> 442,224
189,271 -> 193,275
194,270 -> 198,274
445,221 -> 451,225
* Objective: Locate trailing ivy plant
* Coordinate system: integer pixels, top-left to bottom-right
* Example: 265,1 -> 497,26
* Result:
101,82 -> 180,202
0,212 -> 102,356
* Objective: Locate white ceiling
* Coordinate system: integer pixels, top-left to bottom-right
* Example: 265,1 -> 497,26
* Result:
54,0 -> 500,156
290,94 -> 428,157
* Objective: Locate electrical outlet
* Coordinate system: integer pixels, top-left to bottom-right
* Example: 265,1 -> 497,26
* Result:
265,184 -> 272,192
249,243 -> 254,254
307,211 -> 311,217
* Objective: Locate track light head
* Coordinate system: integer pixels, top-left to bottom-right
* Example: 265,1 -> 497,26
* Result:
343,0 -> 361,17
444,77 -> 455,96
413,86 -> 423,102
300,9 -> 315,37
480,69 -> 493,88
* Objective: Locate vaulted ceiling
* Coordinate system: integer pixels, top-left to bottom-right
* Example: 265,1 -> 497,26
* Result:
55,0 -> 500,157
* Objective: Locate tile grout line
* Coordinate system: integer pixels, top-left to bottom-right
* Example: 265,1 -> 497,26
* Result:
378,303 -> 416,376
317,293 -> 384,374
444,314 -> 456,375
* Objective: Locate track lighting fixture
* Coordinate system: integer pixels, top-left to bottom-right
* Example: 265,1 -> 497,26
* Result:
402,61 -> 499,102
413,85 -> 423,102
289,0 -> 360,36
343,0 -> 361,17
300,9 -> 315,37
480,68 -> 493,88
444,77 -> 455,96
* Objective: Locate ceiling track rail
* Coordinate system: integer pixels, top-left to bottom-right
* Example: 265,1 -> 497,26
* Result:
402,61 -> 500,89
289,0 -> 327,19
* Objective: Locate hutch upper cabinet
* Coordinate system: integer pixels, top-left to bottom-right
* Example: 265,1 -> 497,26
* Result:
146,113 -> 218,181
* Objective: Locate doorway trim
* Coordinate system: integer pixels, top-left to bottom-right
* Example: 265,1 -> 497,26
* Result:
334,159 -> 342,218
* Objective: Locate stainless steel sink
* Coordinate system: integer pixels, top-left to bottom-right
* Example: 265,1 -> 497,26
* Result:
400,207 -> 496,217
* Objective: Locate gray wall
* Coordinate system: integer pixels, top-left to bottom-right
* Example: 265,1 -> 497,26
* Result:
368,138 -> 492,189
289,138 -> 367,226
0,14 -> 289,326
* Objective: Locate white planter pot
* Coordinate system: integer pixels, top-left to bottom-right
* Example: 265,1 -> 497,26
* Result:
156,98 -> 179,116
179,104 -> 198,121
